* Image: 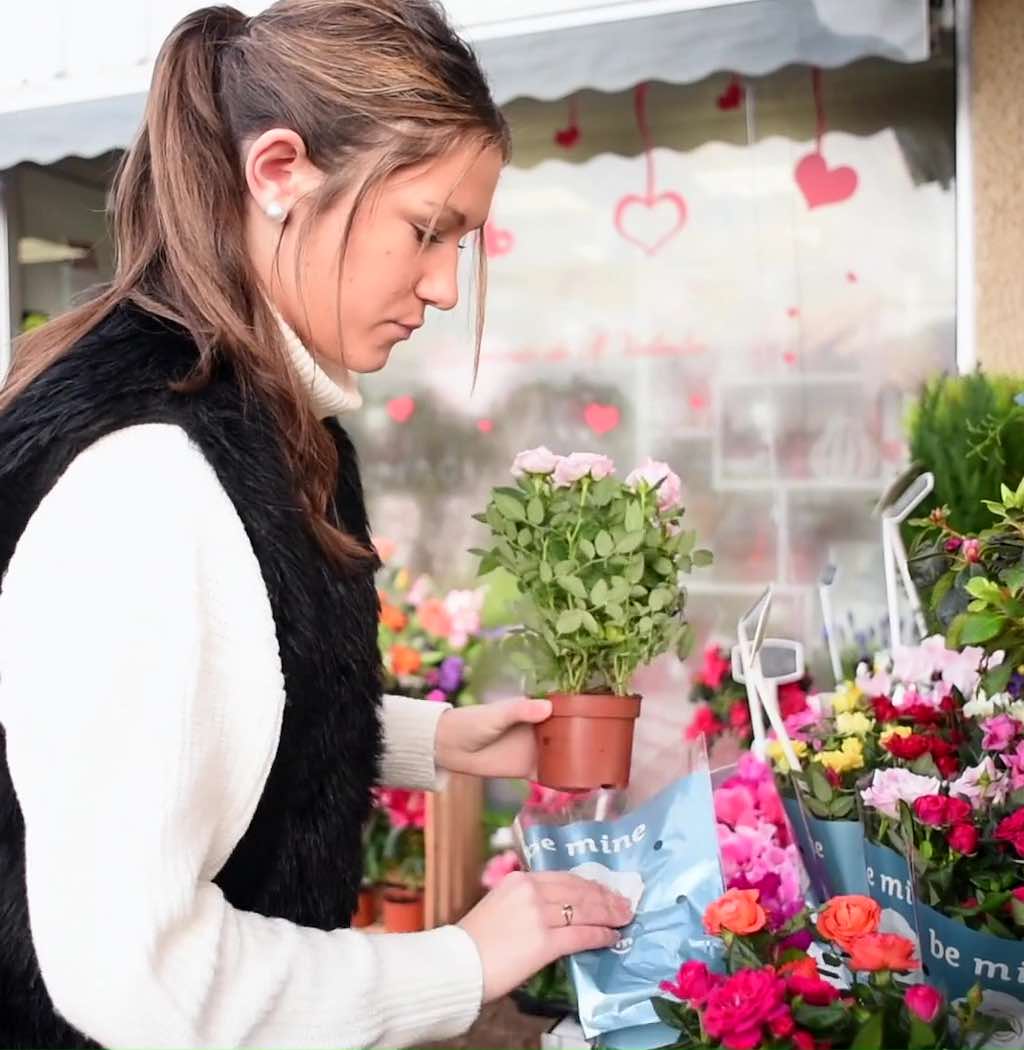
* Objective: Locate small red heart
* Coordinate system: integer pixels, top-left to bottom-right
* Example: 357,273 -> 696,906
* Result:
846,271 -> 858,283
716,78 -> 744,111
786,307 -> 800,319
387,396 -> 416,423
782,351 -> 798,366
795,151 -> 859,209
484,222 -> 515,258
584,402 -> 620,435
689,392 -> 708,411
476,418 -> 494,433
554,125 -> 580,148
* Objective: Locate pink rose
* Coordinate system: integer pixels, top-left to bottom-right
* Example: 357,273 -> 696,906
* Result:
860,768 -> 941,820
511,446 -> 561,477
905,985 -> 943,1024
552,452 -> 615,487
481,849 -> 521,889
948,823 -> 979,855
703,967 -> 788,1050
983,714 -> 1019,752
625,457 -> 684,511
660,960 -> 721,1006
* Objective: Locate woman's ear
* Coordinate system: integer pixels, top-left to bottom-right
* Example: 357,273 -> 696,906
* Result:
244,128 -> 322,222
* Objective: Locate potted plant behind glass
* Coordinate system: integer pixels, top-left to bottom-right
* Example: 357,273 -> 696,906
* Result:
472,448 -> 711,790
376,788 -> 427,933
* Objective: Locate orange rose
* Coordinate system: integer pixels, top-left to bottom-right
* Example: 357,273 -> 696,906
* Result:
703,888 -> 767,936
816,895 -> 881,951
847,933 -> 920,973
417,598 -> 453,638
380,602 -> 407,632
389,644 -> 422,677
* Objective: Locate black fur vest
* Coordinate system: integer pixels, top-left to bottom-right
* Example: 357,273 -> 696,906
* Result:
0,305 -> 383,1048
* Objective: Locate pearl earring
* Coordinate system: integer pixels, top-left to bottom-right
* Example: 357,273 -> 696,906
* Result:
265,200 -> 287,224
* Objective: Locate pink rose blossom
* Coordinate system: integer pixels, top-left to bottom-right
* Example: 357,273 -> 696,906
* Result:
983,714 -> 1019,752
1002,740 -> 1024,789
442,588 -> 485,649
511,446 -> 561,477
625,457 -> 683,511
950,757 -> 1008,810
552,452 -> 615,487
860,768 -> 942,820
482,849 -> 521,889
905,985 -> 944,1024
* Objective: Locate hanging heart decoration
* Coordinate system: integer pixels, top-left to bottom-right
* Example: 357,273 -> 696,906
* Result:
716,75 -> 744,111
476,418 -> 494,433
387,396 -> 416,423
794,69 -> 859,210
483,222 -> 515,258
613,84 -> 687,256
554,96 -> 581,148
584,402 -> 621,435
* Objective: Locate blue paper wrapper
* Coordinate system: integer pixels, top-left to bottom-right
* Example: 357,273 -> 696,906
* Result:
863,838 -> 916,930
780,794 -> 867,899
916,902 -> 1024,1003
518,772 -> 724,1049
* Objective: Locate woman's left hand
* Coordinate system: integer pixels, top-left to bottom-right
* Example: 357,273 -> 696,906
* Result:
435,698 -> 551,779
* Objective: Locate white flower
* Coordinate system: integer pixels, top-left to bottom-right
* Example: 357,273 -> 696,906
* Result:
861,768 -> 942,820
511,446 -> 561,477
552,452 -> 615,487
963,690 -> 1010,720
950,757 -> 1009,810
625,458 -> 684,511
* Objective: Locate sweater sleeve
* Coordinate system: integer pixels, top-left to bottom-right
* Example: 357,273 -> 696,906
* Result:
0,424 -> 482,1050
379,693 -> 451,791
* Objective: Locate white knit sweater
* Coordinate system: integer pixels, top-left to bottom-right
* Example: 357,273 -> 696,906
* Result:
0,320 -> 483,1048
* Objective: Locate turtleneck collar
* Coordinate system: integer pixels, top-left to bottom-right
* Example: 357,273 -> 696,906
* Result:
273,310 -> 363,420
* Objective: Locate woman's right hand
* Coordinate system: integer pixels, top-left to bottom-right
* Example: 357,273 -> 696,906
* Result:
457,870 -> 634,1002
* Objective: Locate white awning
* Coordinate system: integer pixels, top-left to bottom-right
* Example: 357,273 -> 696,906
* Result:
0,0 -> 929,170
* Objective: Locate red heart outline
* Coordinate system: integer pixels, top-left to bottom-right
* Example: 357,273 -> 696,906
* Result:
613,192 -> 687,256
387,396 -> 416,423
584,402 -> 620,435
795,152 -> 858,209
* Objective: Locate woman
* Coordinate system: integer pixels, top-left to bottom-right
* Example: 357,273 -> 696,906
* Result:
0,3 -> 632,1047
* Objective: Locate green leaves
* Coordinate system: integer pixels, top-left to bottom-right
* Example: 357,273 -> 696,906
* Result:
595,530 -> 614,558
960,611 -> 1004,644
527,497 -> 545,525
557,610 -> 583,634
692,549 -> 714,568
625,501 -> 644,533
591,578 -> 609,606
493,492 -> 526,522
849,1011 -> 883,1050
616,530 -> 645,554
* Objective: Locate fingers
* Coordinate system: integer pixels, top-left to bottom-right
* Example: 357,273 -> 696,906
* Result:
533,872 -> 634,927
551,924 -> 622,957
491,696 -> 552,728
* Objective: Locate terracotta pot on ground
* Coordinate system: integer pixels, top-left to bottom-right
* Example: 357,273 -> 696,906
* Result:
351,886 -> 376,928
381,888 -> 425,933
535,692 -> 642,791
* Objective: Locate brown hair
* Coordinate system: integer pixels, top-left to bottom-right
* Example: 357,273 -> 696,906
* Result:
1,0 -> 509,565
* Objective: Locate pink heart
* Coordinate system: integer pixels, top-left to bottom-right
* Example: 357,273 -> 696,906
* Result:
554,125 -> 580,148
689,392 -> 709,411
614,192 -> 687,256
846,271 -> 858,283
795,152 -> 858,209
484,223 -> 515,258
782,351 -> 798,366
387,396 -> 416,423
786,307 -> 800,319
584,402 -> 620,435
476,418 -> 494,433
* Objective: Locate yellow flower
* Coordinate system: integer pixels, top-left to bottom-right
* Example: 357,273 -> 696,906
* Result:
766,738 -> 808,773
835,712 -> 874,737
815,736 -> 865,775
880,725 -> 912,747
831,682 -> 864,714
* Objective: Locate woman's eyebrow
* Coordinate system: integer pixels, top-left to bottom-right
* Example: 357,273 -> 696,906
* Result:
423,200 -> 468,226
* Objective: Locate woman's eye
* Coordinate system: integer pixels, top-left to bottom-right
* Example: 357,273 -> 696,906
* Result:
414,226 -> 444,246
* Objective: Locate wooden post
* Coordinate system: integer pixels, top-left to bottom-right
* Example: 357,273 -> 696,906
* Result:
424,772 -> 485,928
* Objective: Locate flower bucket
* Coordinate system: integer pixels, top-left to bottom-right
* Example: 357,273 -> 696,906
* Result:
351,886 -> 377,929
535,692 -> 641,791
863,837 -> 917,933
381,888 -> 425,933
782,792 -> 868,898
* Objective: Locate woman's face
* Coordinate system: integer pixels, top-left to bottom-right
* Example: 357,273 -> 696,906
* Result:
246,135 -> 502,373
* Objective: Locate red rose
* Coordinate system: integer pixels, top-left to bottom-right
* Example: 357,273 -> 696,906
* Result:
872,697 -> 899,721
948,823 -> 979,855
703,968 -> 788,1050
660,961 -> 721,1006
788,974 -> 840,1006
825,767 -> 842,788
928,738 -> 955,758
906,985 -> 943,1024
913,795 -> 952,827
685,706 -> 724,741
903,702 -> 945,725
944,798 -> 973,824
995,811 -> 1024,857
936,754 -> 961,779
1013,888 -> 1024,902
792,1032 -> 816,1050
768,1008 -> 795,1039
886,734 -> 931,761
729,700 -> 751,729
780,682 -> 810,718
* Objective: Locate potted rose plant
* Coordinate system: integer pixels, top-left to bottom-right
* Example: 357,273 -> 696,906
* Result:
352,806 -> 389,929
472,448 -> 711,790
375,788 -> 427,933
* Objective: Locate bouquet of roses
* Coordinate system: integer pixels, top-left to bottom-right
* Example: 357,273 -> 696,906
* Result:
714,755 -> 806,930
652,890 -> 995,1050
374,546 -> 486,705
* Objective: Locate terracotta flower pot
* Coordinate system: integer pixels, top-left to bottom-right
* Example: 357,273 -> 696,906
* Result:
535,692 -> 642,791
381,888 -> 425,933
351,886 -> 377,928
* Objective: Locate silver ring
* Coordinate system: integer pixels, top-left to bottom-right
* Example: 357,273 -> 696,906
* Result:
562,903 -> 574,927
